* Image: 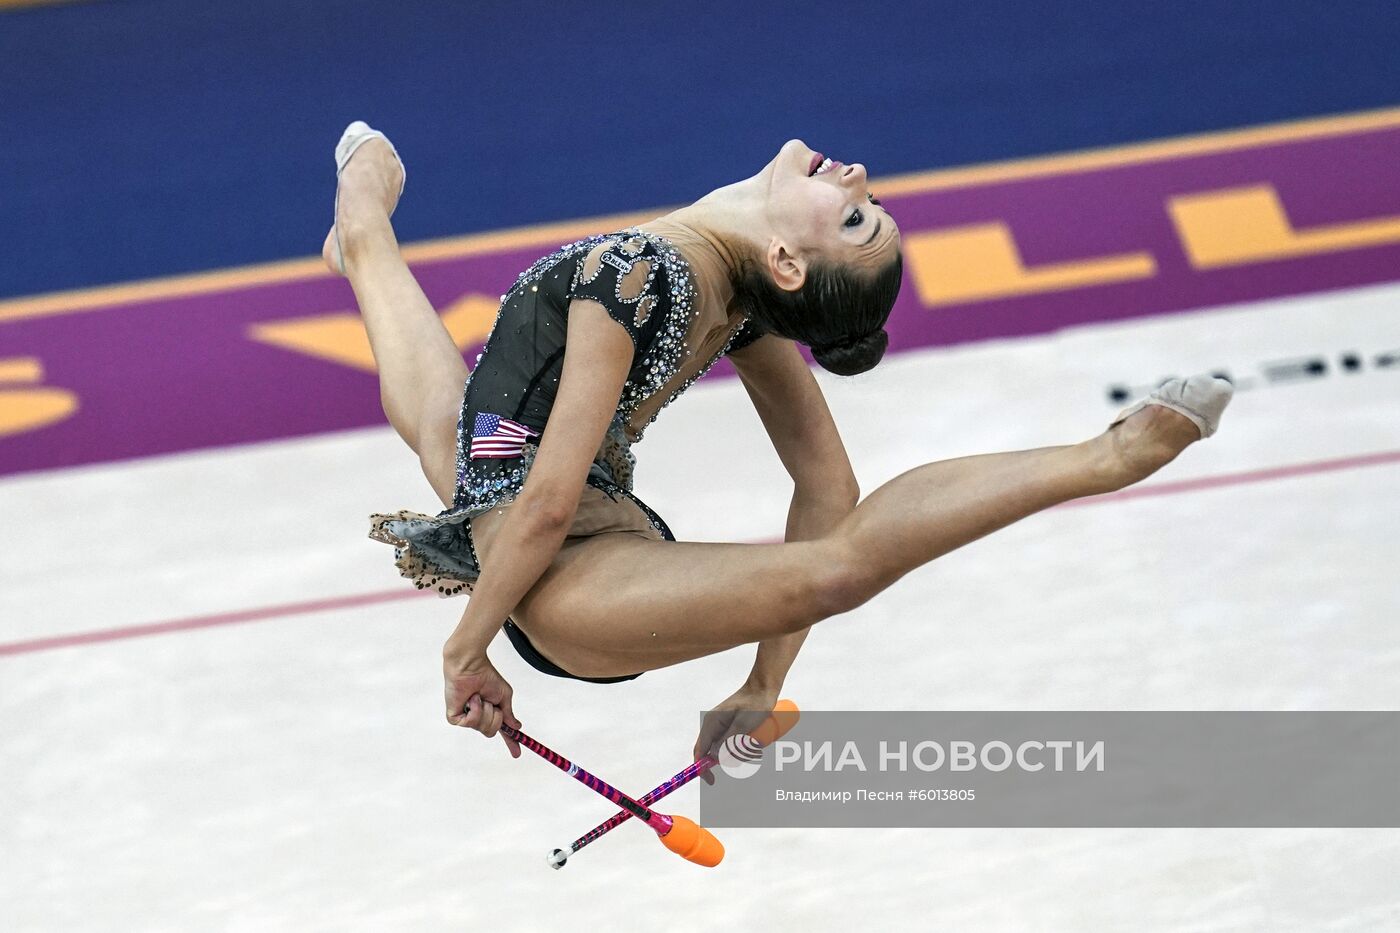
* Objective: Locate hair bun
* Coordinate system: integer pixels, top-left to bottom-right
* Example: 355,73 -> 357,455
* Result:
812,329 -> 888,376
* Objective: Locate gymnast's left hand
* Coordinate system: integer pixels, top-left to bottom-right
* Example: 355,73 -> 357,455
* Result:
692,683 -> 780,784
443,650 -> 521,757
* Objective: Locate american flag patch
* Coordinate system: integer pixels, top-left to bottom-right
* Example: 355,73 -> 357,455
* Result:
469,412 -> 537,459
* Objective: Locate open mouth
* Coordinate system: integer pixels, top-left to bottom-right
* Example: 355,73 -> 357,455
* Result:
808,154 -> 841,176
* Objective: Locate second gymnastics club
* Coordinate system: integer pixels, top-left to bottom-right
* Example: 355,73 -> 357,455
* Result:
499,724 -> 725,868
548,699 -> 800,868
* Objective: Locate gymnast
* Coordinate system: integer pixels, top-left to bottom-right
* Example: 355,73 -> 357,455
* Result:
323,121 -> 1232,761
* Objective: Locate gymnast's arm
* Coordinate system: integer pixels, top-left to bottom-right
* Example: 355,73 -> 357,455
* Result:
441,299 -> 633,719
729,333 -> 862,693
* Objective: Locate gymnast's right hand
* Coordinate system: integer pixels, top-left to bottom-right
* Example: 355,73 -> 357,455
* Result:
443,650 -> 521,757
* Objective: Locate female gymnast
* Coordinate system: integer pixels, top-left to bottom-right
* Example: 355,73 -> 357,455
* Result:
324,121 -> 1232,763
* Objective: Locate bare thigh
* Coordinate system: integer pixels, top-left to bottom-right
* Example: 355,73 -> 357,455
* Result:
417,420 -> 459,509
472,438 -> 1153,679
493,528 -> 844,679
341,222 -> 467,509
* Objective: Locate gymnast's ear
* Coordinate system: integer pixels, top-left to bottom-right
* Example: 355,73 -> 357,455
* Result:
766,238 -> 807,293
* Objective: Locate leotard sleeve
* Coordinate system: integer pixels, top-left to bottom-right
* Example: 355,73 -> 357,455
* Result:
568,234 -> 671,354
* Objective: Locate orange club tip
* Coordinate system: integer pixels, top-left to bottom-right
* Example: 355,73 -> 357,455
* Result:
659,815 -> 725,868
751,699 -> 801,746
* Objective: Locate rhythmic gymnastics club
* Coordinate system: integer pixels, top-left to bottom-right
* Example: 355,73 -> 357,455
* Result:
499,724 -> 725,868
548,699 -> 800,869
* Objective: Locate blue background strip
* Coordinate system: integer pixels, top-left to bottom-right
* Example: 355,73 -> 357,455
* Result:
2,0 -> 1398,299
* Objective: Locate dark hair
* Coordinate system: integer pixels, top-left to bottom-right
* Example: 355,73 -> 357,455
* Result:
730,251 -> 903,376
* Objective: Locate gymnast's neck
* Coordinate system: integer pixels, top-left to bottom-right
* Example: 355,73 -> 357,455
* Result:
639,177 -> 769,316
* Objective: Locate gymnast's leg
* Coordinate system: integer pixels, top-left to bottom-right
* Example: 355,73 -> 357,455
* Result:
507,401 -> 1213,679
324,138 -> 465,507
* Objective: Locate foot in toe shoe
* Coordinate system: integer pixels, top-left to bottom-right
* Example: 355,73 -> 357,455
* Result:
335,121 -> 406,197
324,121 -> 407,274
1112,373 -> 1234,440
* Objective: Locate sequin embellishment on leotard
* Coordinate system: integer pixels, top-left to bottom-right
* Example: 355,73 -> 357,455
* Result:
371,227 -> 752,598
450,229 -> 703,514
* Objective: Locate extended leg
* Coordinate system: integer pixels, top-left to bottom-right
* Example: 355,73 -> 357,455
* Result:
505,404 -> 1206,678
327,139 -> 466,506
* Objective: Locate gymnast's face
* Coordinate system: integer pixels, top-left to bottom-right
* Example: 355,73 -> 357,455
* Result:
759,138 -> 900,288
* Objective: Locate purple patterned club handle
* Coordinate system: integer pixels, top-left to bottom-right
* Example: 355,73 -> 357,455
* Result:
561,756 -> 718,860
547,699 -> 798,869
500,724 -> 674,836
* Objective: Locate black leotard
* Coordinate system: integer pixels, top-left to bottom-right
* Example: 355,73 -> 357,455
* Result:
368,228 -> 763,680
